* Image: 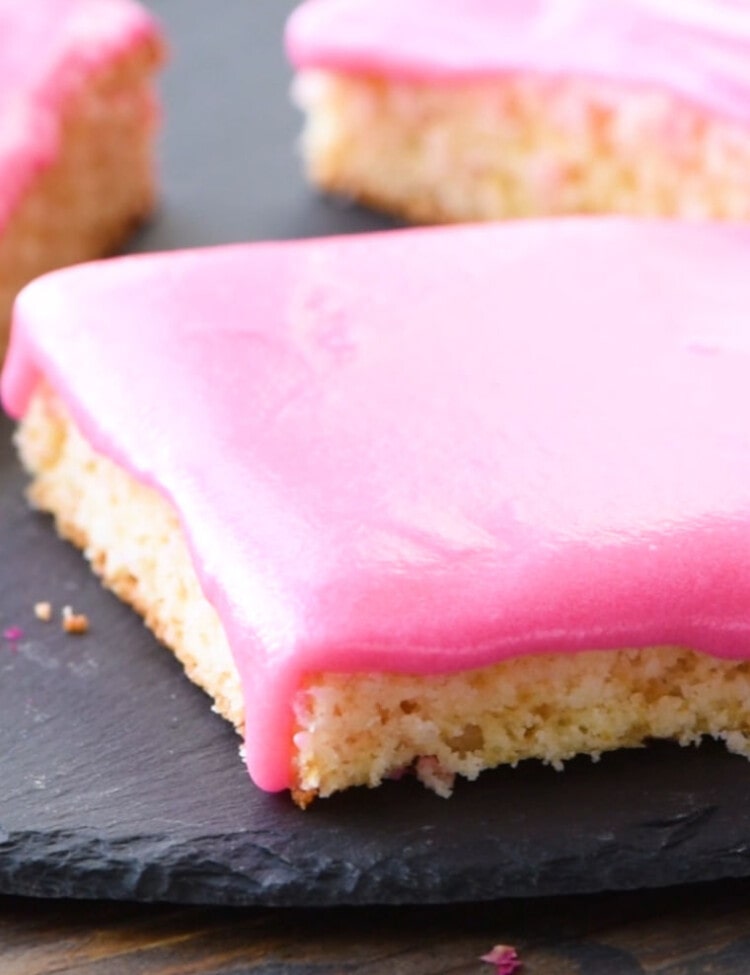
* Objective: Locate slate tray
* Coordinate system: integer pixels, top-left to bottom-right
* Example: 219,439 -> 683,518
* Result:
3,0 -> 750,907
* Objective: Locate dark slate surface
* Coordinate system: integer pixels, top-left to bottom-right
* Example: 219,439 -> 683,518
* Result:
3,0 -> 750,907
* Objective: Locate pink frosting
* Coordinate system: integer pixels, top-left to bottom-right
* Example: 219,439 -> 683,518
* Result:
0,0 -> 161,229
5,219 -> 750,792
286,0 -> 750,123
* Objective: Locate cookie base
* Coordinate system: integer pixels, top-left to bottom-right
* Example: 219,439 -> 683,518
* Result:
294,70 -> 750,225
17,384 -> 750,801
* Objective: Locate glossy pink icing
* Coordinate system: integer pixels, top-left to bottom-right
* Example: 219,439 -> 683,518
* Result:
5,219 -> 750,792
0,0 -> 161,229
286,0 -> 750,123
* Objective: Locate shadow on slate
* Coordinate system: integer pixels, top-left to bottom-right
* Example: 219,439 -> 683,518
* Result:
4,411 -> 750,906
4,0 -> 750,907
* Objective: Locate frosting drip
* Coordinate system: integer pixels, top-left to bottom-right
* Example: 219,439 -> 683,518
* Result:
4,219 -> 750,791
286,0 -> 750,123
0,0 -> 161,228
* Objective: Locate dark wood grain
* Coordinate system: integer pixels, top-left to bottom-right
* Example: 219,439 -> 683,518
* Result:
4,879 -> 750,974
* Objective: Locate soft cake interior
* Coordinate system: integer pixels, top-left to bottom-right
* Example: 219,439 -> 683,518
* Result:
294,71 -> 750,225
18,384 -> 750,802
0,36 -> 163,358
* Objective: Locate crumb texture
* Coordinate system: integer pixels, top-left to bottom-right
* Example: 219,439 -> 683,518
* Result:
0,35 -> 163,357
18,386 -> 750,799
295,647 -> 750,797
295,71 -> 750,225
18,386 -> 245,732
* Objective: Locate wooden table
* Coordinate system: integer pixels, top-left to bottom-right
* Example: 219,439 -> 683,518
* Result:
4,879 -> 750,974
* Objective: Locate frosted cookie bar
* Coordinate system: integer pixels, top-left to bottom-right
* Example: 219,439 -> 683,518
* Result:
0,0 -> 164,357
287,0 -> 750,224
4,220 -> 750,803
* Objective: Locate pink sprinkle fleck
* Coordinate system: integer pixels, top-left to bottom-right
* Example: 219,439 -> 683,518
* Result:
3,626 -> 23,643
480,945 -> 521,974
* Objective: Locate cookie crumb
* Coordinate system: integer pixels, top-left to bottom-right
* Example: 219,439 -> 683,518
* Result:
34,601 -> 52,622
291,788 -> 316,810
61,606 -> 89,635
